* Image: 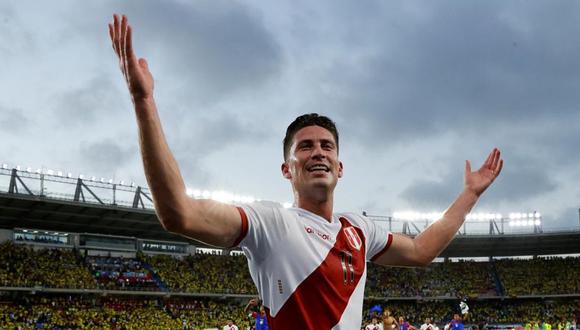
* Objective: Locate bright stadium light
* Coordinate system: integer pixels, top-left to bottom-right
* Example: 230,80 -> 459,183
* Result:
67,173 -> 72,178
534,219 -> 541,226
26,167 -> 32,173
79,174 -> 84,179
283,202 -> 293,208
1,163 -> 7,169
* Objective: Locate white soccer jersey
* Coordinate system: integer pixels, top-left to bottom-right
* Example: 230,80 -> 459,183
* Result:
234,202 -> 393,330
366,324 -> 381,330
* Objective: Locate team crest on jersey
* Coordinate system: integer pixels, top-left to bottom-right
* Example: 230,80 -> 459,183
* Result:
343,227 -> 362,251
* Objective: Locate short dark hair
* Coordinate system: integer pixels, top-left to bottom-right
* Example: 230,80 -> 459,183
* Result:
283,113 -> 339,161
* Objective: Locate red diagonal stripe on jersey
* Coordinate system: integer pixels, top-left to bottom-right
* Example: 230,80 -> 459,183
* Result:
265,216 -> 366,329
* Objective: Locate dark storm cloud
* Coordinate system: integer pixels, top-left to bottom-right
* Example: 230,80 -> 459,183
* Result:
297,2 -> 580,145
79,139 -> 136,173
399,152 -> 557,210
63,0 -> 282,105
127,0 -> 283,103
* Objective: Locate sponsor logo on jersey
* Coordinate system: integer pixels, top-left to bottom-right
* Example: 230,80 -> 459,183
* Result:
304,226 -> 332,241
343,227 -> 362,251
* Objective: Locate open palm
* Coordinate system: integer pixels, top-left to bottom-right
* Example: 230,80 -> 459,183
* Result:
109,14 -> 154,101
464,148 -> 503,197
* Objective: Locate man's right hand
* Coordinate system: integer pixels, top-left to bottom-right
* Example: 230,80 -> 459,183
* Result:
109,14 -> 154,102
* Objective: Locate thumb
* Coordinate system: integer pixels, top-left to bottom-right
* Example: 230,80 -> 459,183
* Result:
138,58 -> 149,71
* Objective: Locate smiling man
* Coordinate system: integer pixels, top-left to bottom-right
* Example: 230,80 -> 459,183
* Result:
109,14 -> 503,330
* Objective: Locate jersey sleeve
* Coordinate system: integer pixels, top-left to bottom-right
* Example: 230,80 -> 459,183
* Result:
351,213 -> 393,262
235,201 -> 288,263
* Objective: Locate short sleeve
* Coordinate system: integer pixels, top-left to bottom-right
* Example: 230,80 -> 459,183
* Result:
358,214 -> 393,262
236,201 -> 287,263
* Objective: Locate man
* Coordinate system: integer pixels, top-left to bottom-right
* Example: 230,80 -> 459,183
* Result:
399,316 -> 417,330
223,319 -> 238,330
383,310 -> 399,330
109,14 -> 503,330
421,318 -> 436,330
446,314 -> 464,330
245,298 -> 269,330
366,317 -> 381,330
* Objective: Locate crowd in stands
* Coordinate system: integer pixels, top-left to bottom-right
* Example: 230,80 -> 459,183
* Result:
0,241 -> 96,289
495,257 -> 580,296
142,253 -> 257,294
365,260 -> 498,298
88,256 -> 160,291
0,240 -> 578,328
1,241 -> 578,299
0,294 -> 576,329
0,294 -> 250,330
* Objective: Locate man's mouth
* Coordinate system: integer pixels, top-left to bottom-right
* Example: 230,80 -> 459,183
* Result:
307,164 -> 330,172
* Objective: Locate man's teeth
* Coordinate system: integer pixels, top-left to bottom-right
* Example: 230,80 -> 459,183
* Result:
309,165 -> 329,171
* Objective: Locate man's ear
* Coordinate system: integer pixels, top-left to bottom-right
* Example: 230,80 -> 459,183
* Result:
281,162 -> 292,179
338,161 -> 344,178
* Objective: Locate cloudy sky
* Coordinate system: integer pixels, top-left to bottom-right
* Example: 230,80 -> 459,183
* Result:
1,1 -> 579,231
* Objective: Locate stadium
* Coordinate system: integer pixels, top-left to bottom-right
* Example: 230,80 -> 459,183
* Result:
0,167 -> 578,330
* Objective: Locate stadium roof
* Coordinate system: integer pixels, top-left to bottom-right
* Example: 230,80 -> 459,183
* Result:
1,192 -> 579,257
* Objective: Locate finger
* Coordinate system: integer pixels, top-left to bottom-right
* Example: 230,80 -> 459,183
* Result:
108,23 -> 119,56
490,149 -> 500,170
139,58 -> 150,72
126,25 -> 138,68
113,14 -> 121,55
465,160 -> 471,174
120,15 -> 129,76
483,149 -> 494,168
494,159 -> 503,177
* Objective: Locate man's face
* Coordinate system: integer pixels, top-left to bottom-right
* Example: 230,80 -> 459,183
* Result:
282,125 -> 343,196
227,320 -> 233,326
426,318 -> 431,324
454,315 -> 461,321
400,317 -> 404,323
372,318 -> 378,325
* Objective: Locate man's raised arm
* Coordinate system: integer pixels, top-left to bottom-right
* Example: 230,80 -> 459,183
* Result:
108,14 -> 242,247
375,148 -> 504,267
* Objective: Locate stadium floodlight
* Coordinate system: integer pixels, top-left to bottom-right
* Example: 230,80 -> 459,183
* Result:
534,219 -> 541,226
90,176 -> 96,181
47,169 -> 54,175
67,173 -> 72,178
119,180 -> 125,185
100,178 -> 105,183
26,167 -> 32,173
16,165 -> 20,171
79,174 -> 84,179
108,179 -> 113,184
130,182 -> 135,187
535,212 -> 541,218
1,163 -> 7,169
283,202 -> 293,208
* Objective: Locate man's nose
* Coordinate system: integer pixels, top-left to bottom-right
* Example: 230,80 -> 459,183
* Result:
310,144 -> 326,159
